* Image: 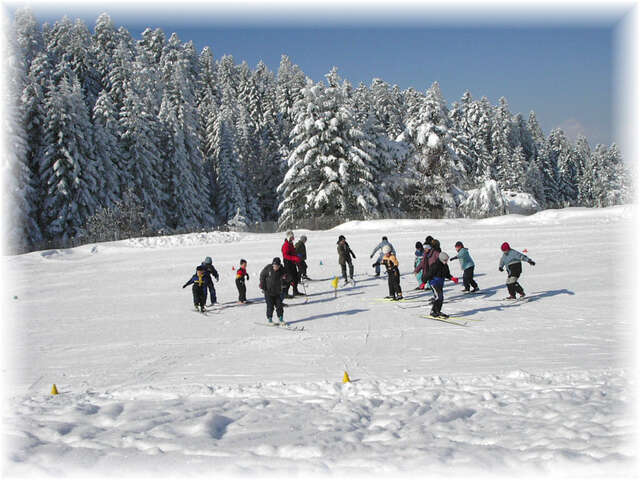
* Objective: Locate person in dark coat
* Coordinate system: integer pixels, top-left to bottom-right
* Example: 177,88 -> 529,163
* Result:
200,256 -> 220,305
422,252 -> 459,318
381,245 -> 403,300
337,235 -> 356,283
259,257 -> 287,324
281,231 -> 302,298
294,235 -> 309,280
183,265 -> 213,312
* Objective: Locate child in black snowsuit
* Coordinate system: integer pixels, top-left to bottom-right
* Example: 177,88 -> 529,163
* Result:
422,252 -> 459,318
235,259 -> 250,303
183,265 -> 213,312
381,246 -> 403,300
337,235 -> 356,283
200,256 -> 220,305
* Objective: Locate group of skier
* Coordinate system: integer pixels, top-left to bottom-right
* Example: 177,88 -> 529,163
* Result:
182,230 -> 536,322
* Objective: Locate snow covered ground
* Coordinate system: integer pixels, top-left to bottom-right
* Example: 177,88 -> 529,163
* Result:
1,206 -> 637,479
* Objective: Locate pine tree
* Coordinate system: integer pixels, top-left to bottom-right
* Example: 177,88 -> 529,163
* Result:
13,7 -> 45,72
40,74 -> 99,241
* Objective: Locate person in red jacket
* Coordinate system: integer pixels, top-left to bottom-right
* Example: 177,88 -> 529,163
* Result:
235,259 -> 250,303
281,231 -> 302,298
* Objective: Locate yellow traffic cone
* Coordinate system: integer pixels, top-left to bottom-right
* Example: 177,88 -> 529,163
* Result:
342,371 -> 351,383
51,384 -> 59,395
331,276 -> 339,289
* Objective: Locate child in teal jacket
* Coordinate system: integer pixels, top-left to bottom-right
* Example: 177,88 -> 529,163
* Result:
450,241 -> 479,292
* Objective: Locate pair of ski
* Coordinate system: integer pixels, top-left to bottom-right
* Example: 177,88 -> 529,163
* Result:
253,321 -> 304,332
420,314 -> 469,327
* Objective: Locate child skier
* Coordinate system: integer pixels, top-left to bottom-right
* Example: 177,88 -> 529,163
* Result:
182,265 -> 213,312
414,241 -> 425,289
235,259 -> 250,303
200,256 -> 220,305
450,241 -> 479,292
499,242 -> 535,299
423,252 -> 459,318
370,236 -> 395,277
381,245 -> 403,300
259,257 -> 286,325
337,235 -> 356,284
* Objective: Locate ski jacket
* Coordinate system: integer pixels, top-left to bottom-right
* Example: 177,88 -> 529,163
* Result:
200,263 -> 219,281
337,241 -> 356,265
451,248 -> 475,270
236,267 -> 249,281
183,273 -> 213,289
499,249 -> 532,269
370,240 -> 395,258
282,240 -> 300,263
382,253 -> 399,273
259,264 -> 285,296
294,240 -> 307,261
423,259 -> 453,286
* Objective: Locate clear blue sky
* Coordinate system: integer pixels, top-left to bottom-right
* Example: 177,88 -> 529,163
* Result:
6,4 -> 627,147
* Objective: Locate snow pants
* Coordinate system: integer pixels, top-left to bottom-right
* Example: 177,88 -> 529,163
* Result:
430,278 -> 444,314
192,284 -> 206,309
340,261 -> 354,281
265,293 -> 284,320
298,260 -> 308,279
205,283 -> 217,304
505,262 -> 525,297
283,260 -> 300,295
236,278 -> 246,302
387,269 -> 402,298
463,266 -> 478,290
373,253 -> 384,275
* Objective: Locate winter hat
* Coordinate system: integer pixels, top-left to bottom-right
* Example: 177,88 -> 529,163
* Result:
338,235 -> 346,242
286,231 -> 294,240
501,242 -> 510,252
425,235 -> 433,246
196,265 -> 205,271
204,256 -> 212,265
382,245 -> 391,254
382,236 -> 388,241
439,252 -> 449,262
455,241 -> 464,248
300,235 -> 307,242
415,241 -> 423,250
272,257 -> 282,266
240,258 -> 247,265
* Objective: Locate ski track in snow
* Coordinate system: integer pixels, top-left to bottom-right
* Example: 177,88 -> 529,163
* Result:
2,206 -> 637,479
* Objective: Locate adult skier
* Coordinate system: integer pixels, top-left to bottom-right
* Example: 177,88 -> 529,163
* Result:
381,245 -> 403,300
259,257 -> 287,325
337,235 -> 356,284
370,236 -> 395,277
450,241 -> 479,292
281,231 -> 302,298
422,252 -> 459,318
200,256 -> 220,305
499,242 -> 535,299
294,235 -> 309,281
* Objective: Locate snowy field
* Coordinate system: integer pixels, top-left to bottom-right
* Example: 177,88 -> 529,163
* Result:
1,206 -> 638,479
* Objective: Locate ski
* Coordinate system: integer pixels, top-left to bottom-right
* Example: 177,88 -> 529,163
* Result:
370,296 -> 424,303
253,321 -> 304,331
420,315 -> 468,327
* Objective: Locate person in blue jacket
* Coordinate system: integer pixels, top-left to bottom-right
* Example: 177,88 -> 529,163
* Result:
450,241 -> 479,292
200,256 -> 220,305
183,265 -> 213,312
370,236 -> 395,277
499,242 -> 535,299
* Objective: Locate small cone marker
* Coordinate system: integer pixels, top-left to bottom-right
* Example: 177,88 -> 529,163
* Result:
342,371 -> 351,383
320,260 -> 323,265
523,249 -> 528,253
232,266 -> 235,270
51,384 -> 59,395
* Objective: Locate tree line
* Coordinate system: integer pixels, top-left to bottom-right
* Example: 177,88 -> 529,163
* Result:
2,9 -> 632,252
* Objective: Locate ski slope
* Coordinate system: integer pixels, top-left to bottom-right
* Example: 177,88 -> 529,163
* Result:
1,206 -> 637,479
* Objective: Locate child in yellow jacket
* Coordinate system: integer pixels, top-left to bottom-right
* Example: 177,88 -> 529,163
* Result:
381,245 -> 403,300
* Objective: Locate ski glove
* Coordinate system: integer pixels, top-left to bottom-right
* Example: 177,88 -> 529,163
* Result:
499,267 -> 504,272
246,274 -> 250,281
450,256 -> 458,261
370,254 -> 374,259
528,260 -> 536,266
182,283 -> 188,289
451,277 -> 459,284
